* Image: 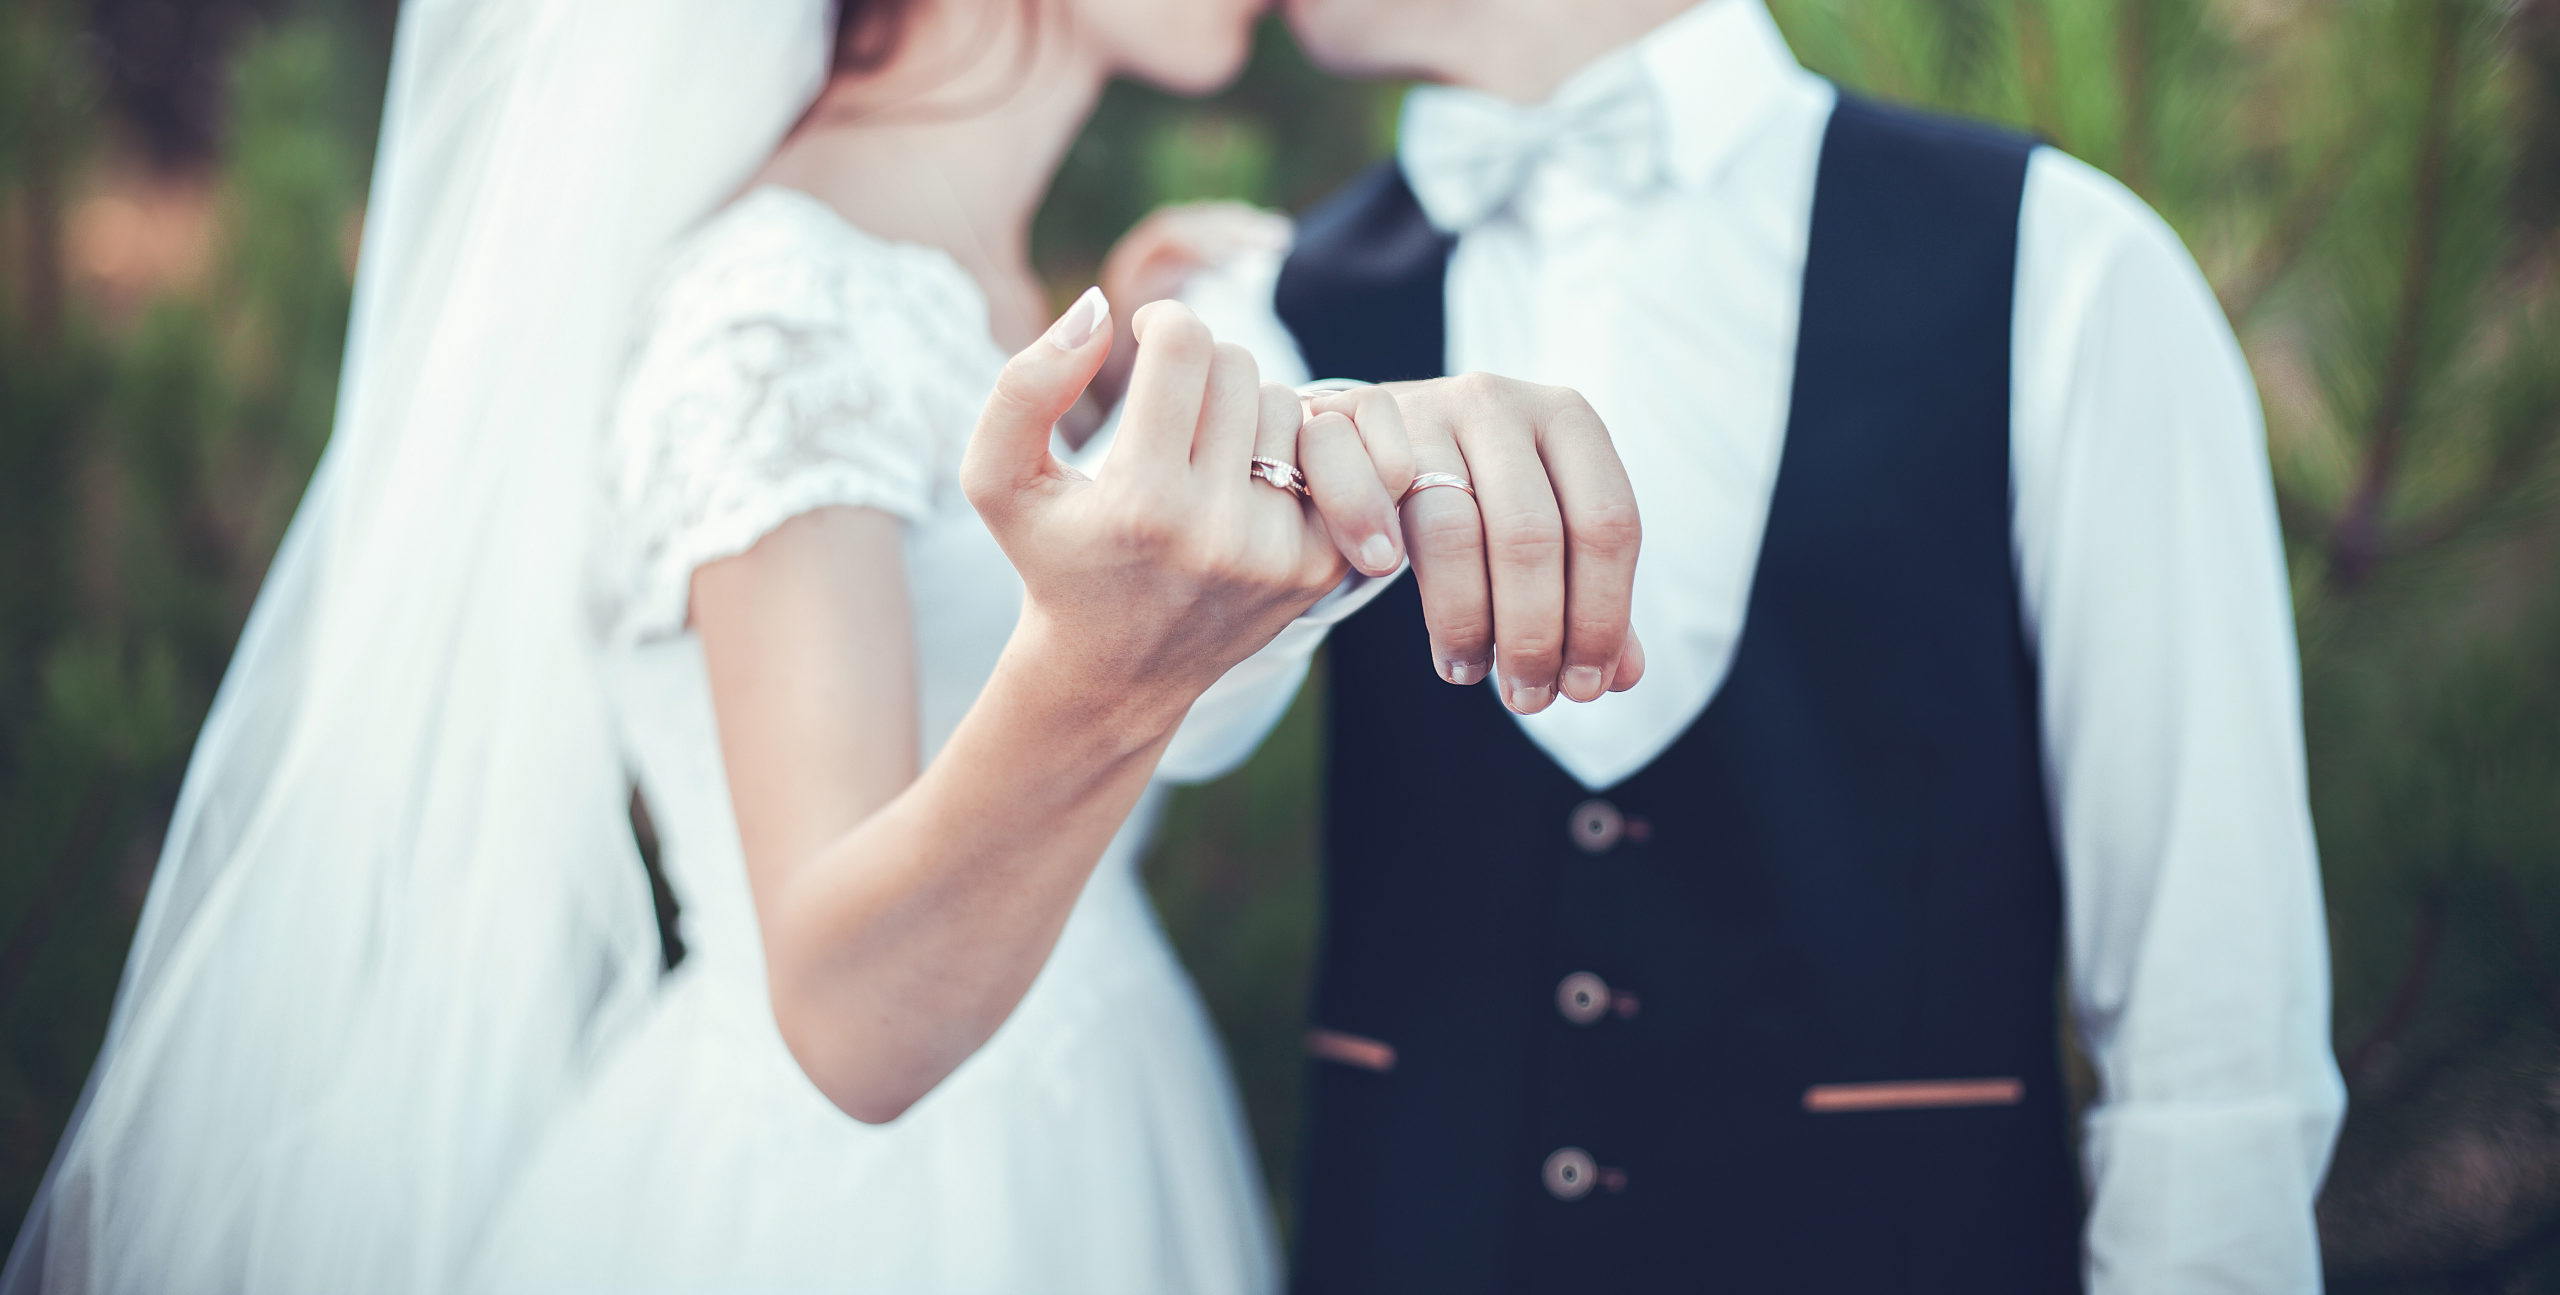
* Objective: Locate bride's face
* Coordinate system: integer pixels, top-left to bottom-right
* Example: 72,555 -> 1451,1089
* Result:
1067,0 -> 1265,95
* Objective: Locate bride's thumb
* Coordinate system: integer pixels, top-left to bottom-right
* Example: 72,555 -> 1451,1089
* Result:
963,287 -> 1112,518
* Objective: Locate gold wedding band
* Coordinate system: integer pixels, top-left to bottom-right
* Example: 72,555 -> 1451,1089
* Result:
1249,456 -> 1310,498
1398,472 -> 1476,507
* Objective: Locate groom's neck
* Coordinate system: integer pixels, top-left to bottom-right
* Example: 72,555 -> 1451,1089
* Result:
1421,0 -> 1702,104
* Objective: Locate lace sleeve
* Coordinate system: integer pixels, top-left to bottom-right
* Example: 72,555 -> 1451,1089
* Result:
592,196 -> 980,646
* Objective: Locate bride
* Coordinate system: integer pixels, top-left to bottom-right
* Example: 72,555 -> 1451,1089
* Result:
468,0 -> 1411,1287
6,0 -> 1638,1292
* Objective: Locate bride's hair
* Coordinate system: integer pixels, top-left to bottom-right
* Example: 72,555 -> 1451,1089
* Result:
833,0 -> 919,73
832,0 -> 1044,75
821,0 -> 1045,123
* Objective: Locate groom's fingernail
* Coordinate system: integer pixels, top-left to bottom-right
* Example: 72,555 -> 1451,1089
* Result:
1443,657 -> 1484,686
1046,286 -> 1108,350
1561,666 -> 1605,701
1508,681 -> 1554,713
1359,535 -> 1396,572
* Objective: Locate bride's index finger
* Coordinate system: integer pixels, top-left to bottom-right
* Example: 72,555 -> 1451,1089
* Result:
961,287 -> 1112,520
1105,301 -> 1215,490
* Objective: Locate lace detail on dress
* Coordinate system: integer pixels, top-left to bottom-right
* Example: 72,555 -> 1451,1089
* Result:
593,188 -> 1002,645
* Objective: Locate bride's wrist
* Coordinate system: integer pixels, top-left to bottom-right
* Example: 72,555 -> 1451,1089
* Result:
991,606 -> 1201,760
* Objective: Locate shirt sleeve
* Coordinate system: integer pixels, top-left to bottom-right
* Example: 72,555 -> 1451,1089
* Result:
592,225 -> 953,648
1154,242 -> 1402,784
2012,148 -> 2347,1293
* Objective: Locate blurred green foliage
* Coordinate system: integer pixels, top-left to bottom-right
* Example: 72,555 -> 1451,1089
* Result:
3,2 -> 2558,1289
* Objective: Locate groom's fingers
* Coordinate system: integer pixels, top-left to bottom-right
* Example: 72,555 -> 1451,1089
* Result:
1300,410 -> 1402,576
1529,391 -> 1640,703
1458,421 -> 1569,715
1306,386 -> 1417,502
1397,423 -> 1496,687
1606,625 -> 1647,693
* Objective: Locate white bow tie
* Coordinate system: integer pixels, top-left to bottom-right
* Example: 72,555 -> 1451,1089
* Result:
1400,61 -> 1668,232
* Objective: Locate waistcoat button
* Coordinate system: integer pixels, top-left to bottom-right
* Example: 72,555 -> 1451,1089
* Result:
1542,1147 -> 1597,1201
1556,971 -> 1610,1025
1568,799 -> 1624,853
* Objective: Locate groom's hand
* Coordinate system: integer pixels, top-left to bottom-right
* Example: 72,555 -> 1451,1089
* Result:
1305,376 -> 1645,715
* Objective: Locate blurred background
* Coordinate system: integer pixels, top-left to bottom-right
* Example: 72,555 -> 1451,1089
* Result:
2,0 -> 2557,1288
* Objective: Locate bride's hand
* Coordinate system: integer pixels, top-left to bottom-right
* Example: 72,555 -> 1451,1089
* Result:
963,289 -> 1348,717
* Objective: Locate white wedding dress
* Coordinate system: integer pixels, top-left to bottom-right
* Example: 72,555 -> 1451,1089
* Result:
467,187 -> 1279,1294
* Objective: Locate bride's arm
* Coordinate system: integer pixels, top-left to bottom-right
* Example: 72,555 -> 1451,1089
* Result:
694,296 -> 1343,1124
695,512 -> 1185,1124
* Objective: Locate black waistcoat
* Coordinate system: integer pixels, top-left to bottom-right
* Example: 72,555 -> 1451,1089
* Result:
1274,97 -> 2083,1294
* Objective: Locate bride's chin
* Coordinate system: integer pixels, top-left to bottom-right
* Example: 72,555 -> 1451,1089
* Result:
1126,41 -> 1253,98
1171,48 -> 1253,96
1085,0 -> 1262,97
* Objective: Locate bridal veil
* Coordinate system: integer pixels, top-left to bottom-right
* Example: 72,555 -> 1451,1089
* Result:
4,2 -> 829,1289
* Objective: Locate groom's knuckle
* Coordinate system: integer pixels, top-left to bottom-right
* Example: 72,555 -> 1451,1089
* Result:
1487,509 -> 1565,568
1436,604 -> 1494,649
1504,625 -> 1565,667
1405,501 -> 1482,556
1448,370 -> 1504,413
1573,499 -> 1642,560
1543,389 -> 1612,443
1568,603 -> 1628,650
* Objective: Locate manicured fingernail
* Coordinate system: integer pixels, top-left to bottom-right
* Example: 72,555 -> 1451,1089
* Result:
1046,286 -> 1108,350
1561,666 -> 1605,701
1444,658 -> 1485,686
1508,681 -> 1553,713
1359,534 -> 1395,572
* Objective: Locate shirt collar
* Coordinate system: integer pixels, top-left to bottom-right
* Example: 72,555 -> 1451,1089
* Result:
1395,0 -> 1806,200
1642,0 -> 1805,191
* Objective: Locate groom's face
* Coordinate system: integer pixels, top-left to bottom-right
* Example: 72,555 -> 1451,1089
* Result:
1282,0 -> 1481,80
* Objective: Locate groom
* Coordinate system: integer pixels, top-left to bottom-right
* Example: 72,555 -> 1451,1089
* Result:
1157,0 -> 2347,1290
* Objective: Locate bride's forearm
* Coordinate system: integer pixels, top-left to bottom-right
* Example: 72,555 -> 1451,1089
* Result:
759,612 -> 1196,1124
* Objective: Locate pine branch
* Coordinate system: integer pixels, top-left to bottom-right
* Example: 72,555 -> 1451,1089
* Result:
2330,3 -> 2466,588
2382,415 -> 2560,560
2273,477 -> 2334,550
2219,127 -> 2363,323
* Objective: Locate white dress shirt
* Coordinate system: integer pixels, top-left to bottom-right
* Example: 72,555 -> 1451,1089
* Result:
1177,0 -> 2345,1287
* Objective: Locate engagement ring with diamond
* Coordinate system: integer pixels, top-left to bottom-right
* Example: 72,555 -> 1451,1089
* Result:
1249,456 -> 1309,498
